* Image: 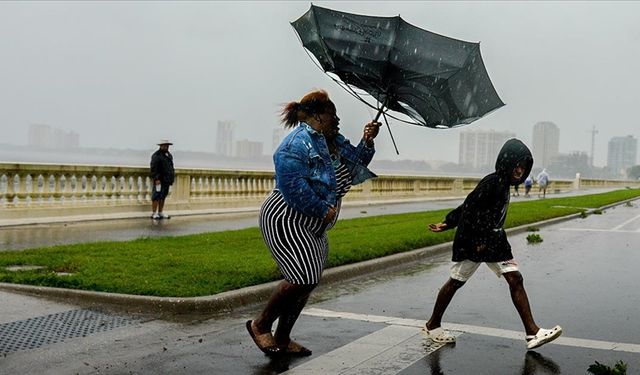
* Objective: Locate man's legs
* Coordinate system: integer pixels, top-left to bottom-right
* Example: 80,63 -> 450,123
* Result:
503,271 -> 539,335
426,277 -> 465,330
158,199 -> 165,214
151,200 -> 159,214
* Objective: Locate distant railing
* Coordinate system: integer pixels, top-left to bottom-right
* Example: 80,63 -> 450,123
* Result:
1,163 -> 638,225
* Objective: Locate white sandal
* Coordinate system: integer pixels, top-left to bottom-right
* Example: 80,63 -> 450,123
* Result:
526,326 -> 562,349
422,326 -> 456,343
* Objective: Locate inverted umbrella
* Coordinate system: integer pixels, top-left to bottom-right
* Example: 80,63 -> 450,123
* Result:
292,5 -> 505,153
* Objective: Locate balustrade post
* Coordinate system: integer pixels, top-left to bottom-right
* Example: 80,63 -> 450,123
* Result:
360,179 -> 372,200
172,173 -> 191,203
574,173 -> 581,190
452,178 -> 464,195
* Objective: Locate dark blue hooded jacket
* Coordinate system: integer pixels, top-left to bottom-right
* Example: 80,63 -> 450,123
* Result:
443,138 -> 533,262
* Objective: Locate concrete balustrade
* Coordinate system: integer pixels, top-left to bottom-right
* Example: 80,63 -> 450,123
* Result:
1,163 -> 638,226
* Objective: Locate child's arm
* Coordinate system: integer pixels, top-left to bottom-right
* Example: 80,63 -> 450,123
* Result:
428,223 -> 448,232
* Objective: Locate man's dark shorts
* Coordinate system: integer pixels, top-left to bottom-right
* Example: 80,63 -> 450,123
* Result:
152,183 -> 171,201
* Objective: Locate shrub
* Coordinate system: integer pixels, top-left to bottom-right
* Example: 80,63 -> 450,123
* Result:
588,360 -> 627,375
526,234 -> 543,244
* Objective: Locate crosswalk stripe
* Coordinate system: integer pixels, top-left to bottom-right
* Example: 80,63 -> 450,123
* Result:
611,213 -> 640,230
282,325 -> 456,374
302,308 -> 640,354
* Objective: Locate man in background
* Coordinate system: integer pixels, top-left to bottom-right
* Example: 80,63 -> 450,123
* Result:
150,140 -> 175,219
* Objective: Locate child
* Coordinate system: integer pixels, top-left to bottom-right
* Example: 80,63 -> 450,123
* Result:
424,139 -> 562,350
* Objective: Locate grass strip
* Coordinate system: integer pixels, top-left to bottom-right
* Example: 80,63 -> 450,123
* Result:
0,189 -> 638,297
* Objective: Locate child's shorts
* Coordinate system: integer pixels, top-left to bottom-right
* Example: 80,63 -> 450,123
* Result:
450,259 -> 519,282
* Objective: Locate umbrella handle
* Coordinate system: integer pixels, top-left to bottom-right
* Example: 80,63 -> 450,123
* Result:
373,106 -> 400,155
374,107 -> 385,122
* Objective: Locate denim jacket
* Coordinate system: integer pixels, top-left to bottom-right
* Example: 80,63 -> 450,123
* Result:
274,122 -> 376,219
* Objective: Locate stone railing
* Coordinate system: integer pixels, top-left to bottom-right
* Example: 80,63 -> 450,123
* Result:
1,163 -> 638,225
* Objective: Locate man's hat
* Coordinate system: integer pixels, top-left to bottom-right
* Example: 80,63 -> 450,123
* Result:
157,139 -> 173,146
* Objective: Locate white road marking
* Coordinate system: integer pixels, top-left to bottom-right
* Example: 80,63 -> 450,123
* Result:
283,325 -> 458,374
611,213 -> 640,230
302,307 -> 640,354
559,228 -> 640,233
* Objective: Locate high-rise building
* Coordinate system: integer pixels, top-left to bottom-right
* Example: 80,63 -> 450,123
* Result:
28,124 -> 79,148
459,129 -> 516,169
607,135 -> 637,176
235,139 -> 264,159
216,121 -> 235,156
532,121 -> 560,169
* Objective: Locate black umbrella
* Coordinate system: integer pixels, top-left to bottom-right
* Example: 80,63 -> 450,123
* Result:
292,5 -> 505,153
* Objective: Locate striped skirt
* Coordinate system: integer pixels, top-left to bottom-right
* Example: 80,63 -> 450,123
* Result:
258,190 -> 341,285
259,163 -> 352,285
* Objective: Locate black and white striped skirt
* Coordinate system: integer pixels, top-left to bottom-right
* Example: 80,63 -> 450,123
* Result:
258,190 -> 341,285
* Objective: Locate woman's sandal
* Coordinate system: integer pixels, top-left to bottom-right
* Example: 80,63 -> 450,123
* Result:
421,326 -> 456,344
279,340 -> 312,357
246,320 -> 281,356
526,326 -> 562,350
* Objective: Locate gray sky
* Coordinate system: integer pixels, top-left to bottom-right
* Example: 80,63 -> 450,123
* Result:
1,1 -> 639,166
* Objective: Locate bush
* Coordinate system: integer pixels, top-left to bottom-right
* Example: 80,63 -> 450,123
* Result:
526,234 -> 543,244
588,360 -> 627,375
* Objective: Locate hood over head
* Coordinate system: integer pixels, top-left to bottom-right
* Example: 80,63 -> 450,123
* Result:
495,138 -> 533,186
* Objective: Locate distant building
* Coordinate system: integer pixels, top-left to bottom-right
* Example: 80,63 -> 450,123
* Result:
548,151 -> 590,179
28,124 -> 79,149
272,127 -> 289,152
459,129 -> 516,169
216,121 -> 235,157
235,139 -> 263,159
607,135 -> 637,177
532,121 -> 560,169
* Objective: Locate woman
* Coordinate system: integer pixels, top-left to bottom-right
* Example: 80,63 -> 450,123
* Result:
246,90 -> 380,357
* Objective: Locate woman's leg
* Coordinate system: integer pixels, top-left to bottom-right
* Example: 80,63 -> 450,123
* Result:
274,286 -> 315,345
254,281 -> 315,335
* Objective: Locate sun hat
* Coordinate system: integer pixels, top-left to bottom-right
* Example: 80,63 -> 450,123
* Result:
157,139 -> 173,145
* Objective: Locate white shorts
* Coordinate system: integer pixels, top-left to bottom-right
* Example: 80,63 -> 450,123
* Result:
450,259 -> 519,282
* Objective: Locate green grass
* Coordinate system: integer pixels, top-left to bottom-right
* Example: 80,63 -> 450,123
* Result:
526,233 -> 543,244
1,189 -> 639,297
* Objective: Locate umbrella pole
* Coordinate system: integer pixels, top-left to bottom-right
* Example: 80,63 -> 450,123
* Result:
373,107 -> 400,155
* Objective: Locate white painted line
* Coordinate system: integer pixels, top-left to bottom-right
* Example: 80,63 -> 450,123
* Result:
302,308 -> 640,354
559,228 -> 639,234
283,325 -> 456,375
611,213 -> 640,230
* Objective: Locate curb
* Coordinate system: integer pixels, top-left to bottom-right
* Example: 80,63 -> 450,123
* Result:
0,197 -> 637,315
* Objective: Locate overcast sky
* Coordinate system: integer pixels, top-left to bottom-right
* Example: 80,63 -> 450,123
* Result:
1,1 -> 638,166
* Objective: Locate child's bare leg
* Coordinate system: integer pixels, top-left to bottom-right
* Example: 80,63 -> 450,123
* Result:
503,271 -> 539,335
426,278 -> 465,330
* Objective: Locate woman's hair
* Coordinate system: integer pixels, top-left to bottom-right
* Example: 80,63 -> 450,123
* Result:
280,90 -> 333,128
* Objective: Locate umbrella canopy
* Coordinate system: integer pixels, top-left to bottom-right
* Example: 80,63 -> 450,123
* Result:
291,5 -> 504,130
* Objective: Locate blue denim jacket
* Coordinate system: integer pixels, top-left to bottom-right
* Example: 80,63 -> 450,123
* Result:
274,122 -> 376,219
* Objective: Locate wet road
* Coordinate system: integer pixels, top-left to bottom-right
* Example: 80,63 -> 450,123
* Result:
1,197 -> 638,374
